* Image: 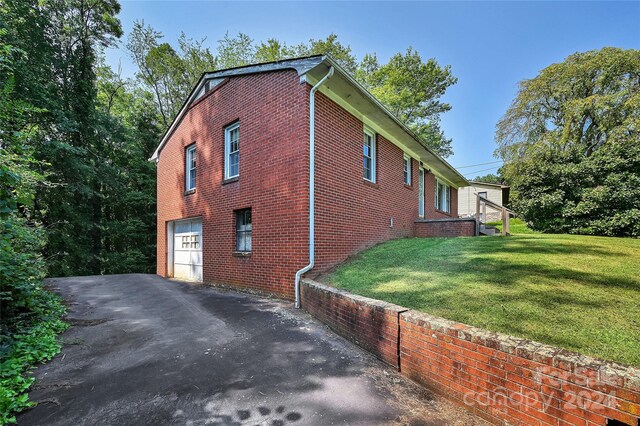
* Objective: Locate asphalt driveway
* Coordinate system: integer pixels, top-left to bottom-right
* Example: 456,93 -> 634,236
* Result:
18,274 -> 486,425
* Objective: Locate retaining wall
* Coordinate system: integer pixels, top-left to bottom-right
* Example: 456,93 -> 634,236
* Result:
414,218 -> 477,238
301,279 -> 640,426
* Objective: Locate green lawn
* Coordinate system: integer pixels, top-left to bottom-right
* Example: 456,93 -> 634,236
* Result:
326,220 -> 640,366
487,218 -> 538,234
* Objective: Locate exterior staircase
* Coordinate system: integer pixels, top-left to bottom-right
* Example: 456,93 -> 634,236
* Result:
474,194 -> 514,236
478,224 -> 499,236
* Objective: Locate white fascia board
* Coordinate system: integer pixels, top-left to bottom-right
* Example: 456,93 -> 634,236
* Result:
305,73 -> 465,188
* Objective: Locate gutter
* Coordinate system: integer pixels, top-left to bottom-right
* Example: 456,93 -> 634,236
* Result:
321,56 -> 468,187
294,66 -> 334,309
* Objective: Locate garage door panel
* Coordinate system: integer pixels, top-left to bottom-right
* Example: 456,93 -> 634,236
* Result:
190,251 -> 202,266
174,250 -> 192,264
174,264 -> 190,280
191,265 -> 203,282
172,218 -> 203,282
174,221 -> 192,234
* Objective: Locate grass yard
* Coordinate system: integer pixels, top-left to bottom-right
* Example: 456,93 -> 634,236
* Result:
326,219 -> 640,366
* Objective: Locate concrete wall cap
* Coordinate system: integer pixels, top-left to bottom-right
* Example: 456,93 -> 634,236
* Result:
302,279 -> 408,313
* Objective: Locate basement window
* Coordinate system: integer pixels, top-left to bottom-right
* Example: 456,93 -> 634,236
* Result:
235,209 -> 252,252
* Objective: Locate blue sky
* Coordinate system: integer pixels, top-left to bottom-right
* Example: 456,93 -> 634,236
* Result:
105,1 -> 640,176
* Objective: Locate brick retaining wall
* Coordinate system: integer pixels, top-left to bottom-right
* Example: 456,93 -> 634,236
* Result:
300,280 -> 406,367
301,279 -> 640,426
414,218 -> 477,238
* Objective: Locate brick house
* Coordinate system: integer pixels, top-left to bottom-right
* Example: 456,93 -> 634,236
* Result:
151,55 -> 473,302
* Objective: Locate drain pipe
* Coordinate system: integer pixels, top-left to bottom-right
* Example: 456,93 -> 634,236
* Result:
295,66 -> 334,309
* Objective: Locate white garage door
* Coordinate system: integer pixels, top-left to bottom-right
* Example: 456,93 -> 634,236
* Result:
173,219 -> 202,282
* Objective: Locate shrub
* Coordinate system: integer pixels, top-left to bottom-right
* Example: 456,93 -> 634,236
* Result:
0,216 -> 68,424
509,141 -> 640,237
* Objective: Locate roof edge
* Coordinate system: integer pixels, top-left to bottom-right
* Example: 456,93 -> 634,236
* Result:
469,181 -> 509,188
149,55 -> 325,161
320,55 -> 468,186
150,54 -> 469,188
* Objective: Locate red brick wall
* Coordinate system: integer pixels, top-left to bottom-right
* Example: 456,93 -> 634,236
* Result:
301,279 -> 406,367
156,71 -> 468,298
313,92 -> 460,272
414,218 -> 476,237
425,171 -> 460,219
301,280 -> 640,426
156,70 -> 310,299
400,311 -> 640,426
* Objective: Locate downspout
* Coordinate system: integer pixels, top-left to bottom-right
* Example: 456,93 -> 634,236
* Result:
295,66 -> 334,309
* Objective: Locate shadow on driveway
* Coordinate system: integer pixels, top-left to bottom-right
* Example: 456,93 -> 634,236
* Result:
18,274 -> 487,425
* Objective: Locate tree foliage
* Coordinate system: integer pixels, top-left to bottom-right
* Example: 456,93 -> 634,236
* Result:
3,0 -> 160,277
127,21 -> 216,126
357,48 -> 457,157
496,48 -> 640,236
126,30 -> 457,157
472,173 -> 504,185
0,31 -> 67,423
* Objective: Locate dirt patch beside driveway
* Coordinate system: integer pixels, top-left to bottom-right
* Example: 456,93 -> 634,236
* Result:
18,274 -> 488,425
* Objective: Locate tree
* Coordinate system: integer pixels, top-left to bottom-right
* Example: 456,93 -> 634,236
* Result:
472,173 -> 504,185
216,32 -> 256,69
4,0 -> 159,277
127,22 -> 217,125
94,63 -> 159,274
0,34 -> 68,423
496,48 -> 640,160
495,48 -> 640,236
255,38 -> 295,63
357,48 -> 457,157
126,27 -> 457,157
294,33 -> 358,73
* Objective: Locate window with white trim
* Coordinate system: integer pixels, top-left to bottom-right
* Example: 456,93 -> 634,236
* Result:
225,123 -> 240,179
403,154 -> 411,185
435,179 -> 451,213
185,144 -> 196,191
363,129 -> 376,182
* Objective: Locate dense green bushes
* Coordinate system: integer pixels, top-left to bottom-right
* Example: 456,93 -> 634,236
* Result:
509,141 -> 640,237
0,23 -> 68,424
0,97 -> 67,426
496,48 -> 640,237
0,218 -> 67,422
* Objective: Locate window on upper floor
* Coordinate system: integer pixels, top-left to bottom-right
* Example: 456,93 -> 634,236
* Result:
363,128 -> 376,182
235,208 -> 252,252
185,144 -> 196,191
403,154 -> 411,185
435,179 -> 451,213
225,122 -> 240,179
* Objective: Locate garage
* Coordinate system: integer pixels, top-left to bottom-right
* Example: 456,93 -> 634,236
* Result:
170,218 -> 202,282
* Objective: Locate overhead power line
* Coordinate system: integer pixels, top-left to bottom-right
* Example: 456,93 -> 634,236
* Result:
463,165 -> 502,177
454,160 -> 503,169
